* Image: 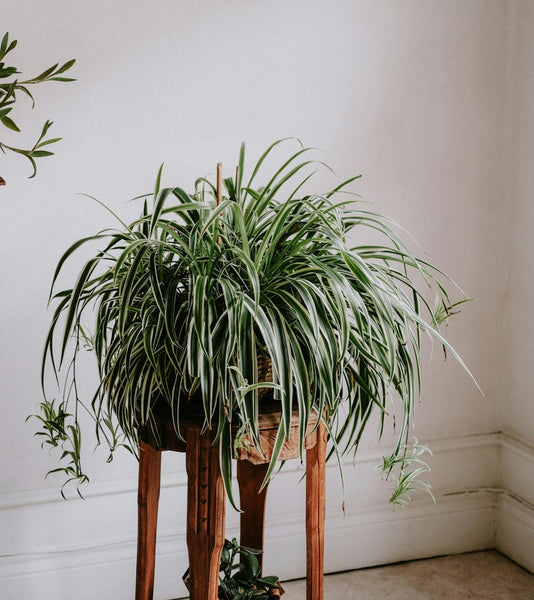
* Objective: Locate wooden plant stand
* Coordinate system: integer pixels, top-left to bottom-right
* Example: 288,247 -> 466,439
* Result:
135,403 -> 327,600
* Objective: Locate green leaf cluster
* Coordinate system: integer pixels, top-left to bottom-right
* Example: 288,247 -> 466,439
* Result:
379,438 -> 435,506
37,140 -> 472,501
183,537 -> 282,599
26,399 -> 88,498
0,32 -> 75,180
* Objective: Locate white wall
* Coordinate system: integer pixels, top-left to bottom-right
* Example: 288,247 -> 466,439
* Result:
505,1 -> 534,446
0,2 -> 532,599
495,0 -> 534,568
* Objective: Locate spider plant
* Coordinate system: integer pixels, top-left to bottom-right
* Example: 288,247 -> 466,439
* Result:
34,139 -> 472,504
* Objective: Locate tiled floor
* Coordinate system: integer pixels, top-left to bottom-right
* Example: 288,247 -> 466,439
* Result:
281,550 -> 534,599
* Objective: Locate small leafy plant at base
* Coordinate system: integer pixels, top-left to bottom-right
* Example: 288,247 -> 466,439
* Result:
0,32 -> 75,182
183,538 -> 284,599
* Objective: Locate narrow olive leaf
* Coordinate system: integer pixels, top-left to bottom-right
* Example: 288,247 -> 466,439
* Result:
31,150 -> 54,158
55,59 -> 76,74
37,119 -> 53,139
31,63 -> 59,82
1,114 -> 20,131
36,137 -> 62,148
0,66 -> 18,79
0,33 -> 8,55
27,155 -> 37,178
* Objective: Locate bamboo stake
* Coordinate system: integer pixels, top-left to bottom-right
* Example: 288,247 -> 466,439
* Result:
216,162 -> 222,207
216,162 -> 222,245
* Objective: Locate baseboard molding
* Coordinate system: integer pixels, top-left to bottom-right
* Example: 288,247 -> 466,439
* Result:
496,492 -> 534,573
496,432 -> 534,572
1,431 -> 532,600
500,431 -> 534,506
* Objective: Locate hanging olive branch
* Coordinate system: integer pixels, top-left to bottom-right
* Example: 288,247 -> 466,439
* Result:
0,32 -> 75,182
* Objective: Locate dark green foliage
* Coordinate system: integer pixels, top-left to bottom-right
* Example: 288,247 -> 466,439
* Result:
183,538 -> 282,599
0,32 -> 75,179
218,538 -> 282,599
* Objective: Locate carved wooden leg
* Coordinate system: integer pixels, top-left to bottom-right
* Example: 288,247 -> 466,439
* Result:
186,427 -> 226,600
237,460 -> 269,572
136,441 -> 162,600
305,421 -> 327,600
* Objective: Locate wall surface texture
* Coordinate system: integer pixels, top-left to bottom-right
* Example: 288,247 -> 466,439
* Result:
496,0 -> 534,572
0,1 -> 532,599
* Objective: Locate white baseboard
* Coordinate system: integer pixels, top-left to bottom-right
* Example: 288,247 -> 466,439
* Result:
496,432 -> 534,572
1,431 -> 532,600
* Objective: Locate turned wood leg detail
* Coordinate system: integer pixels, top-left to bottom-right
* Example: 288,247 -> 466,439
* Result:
306,421 -> 327,600
237,460 -> 270,572
136,441 -> 162,600
186,427 -> 226,600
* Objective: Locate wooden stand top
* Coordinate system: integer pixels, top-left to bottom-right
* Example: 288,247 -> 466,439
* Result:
138,399 -> 321,465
